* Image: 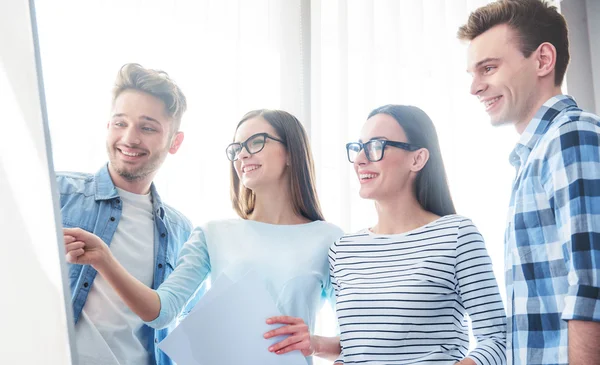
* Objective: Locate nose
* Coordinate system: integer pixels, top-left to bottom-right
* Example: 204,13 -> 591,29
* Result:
122,126 -> 141,145
354,147 -> 369,167
237,145 -> 251,160
470,75 -> 486,96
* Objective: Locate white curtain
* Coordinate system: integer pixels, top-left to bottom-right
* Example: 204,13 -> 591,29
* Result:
311,0 -> 513,293
35,0 -> 309,225
36,1 -> 521,363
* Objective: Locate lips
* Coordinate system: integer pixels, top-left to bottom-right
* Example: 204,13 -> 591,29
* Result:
116,147 -> 147,161
481,95 -> 502,112
120,150 -> 144,157
242,164 -> 261,174
358,171 -> 379,183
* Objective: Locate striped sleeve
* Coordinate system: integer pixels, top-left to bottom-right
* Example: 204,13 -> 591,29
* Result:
328,242 -> 344,364
455,219 -> 507,365
328,242 -> 340,299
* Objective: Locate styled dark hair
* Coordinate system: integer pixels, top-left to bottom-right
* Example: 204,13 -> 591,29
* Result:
457,0 -> 569,86
368,105 -> 456,217
230,109 -> 325,221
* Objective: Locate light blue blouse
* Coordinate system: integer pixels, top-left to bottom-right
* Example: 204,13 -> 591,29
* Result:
146,219 -> 343,339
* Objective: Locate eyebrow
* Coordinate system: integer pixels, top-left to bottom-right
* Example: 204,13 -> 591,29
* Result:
358,136 -> 389,143
467,57 -> 501,73
233,132 -> 266,144
112,113 -> 162,125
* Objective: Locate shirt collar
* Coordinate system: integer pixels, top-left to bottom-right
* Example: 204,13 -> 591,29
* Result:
94,163 -> 165,217
510,95 -> 577,166
94,164 -> 119,200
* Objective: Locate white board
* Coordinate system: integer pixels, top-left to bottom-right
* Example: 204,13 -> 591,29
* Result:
0,0 -> 75,364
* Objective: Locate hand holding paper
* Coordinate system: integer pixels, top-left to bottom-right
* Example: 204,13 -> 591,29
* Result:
264,316 -> 315,356
158,271 -> 307,365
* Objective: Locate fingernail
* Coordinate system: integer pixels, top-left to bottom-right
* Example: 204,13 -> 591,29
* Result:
268,347 -> 273,352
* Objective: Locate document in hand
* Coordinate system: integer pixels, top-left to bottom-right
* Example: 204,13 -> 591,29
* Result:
158,271 -> 307,365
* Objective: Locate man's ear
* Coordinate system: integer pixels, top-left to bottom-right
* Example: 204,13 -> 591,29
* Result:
169,131 -> 184,154
535,42 -> 557,79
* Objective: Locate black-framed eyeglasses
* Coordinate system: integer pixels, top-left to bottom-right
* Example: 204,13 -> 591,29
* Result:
225,132 -> 286,161
345,139 -> 420,163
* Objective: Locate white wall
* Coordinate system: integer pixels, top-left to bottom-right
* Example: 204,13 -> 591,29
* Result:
562,0 -> 600,113
585,0 -> 600,113
0,1 -> 74,364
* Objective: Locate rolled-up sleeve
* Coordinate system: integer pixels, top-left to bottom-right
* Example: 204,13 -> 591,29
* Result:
146,226 -> 211,329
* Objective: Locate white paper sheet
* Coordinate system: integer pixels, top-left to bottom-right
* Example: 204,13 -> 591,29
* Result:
158,271 -> 307,365
189,274 -> 234,315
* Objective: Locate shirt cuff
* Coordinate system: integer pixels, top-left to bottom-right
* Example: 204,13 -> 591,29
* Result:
144,290 -> 172,329
562,284 -> 600,322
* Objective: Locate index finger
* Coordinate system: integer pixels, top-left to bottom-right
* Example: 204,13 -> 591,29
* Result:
64,235 -> 77,244
63,227 -> 91,240
263,323 -> 301,339
266,316 -> 301,325
63,227 -> 81,236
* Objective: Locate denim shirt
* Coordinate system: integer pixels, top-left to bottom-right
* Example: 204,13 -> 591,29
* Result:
57,164 -> 202,365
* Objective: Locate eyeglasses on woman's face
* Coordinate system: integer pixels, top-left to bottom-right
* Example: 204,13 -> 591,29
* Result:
345,139 -> 420,163
226,132 -> 286,162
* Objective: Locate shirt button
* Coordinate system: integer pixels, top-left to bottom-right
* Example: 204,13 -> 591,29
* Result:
110,217 -> 116,222
115,199 -> 120,204
161,233 -> 166,238
154,338 -> 158,343
83,282 -> 89,288
158,264 -> 163,269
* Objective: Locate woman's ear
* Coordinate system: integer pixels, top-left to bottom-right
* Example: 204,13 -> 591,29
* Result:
410,148 -> 429,172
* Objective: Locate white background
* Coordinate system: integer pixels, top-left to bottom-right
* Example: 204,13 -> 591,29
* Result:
33,1 -> 522,364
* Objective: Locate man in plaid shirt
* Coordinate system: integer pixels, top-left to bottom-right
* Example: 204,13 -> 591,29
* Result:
458,1 -> 600,364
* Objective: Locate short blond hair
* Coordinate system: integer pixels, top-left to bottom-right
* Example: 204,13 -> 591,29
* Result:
112,63 -> 187,131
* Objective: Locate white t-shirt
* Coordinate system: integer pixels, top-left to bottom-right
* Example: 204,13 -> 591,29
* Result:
74,188 -> 155,365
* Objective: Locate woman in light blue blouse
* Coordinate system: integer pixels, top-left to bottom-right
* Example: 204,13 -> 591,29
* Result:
64,109 -> 343,364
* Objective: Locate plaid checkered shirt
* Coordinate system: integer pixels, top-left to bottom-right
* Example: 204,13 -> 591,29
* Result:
505,95 -> 600,365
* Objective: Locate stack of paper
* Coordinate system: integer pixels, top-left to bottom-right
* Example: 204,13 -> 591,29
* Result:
158,271 -> 307,365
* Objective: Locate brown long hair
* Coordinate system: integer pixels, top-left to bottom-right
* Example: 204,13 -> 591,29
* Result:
230,109 -> 325,221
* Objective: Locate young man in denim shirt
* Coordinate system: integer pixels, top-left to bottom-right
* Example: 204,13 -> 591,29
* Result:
57,63 -> 200,365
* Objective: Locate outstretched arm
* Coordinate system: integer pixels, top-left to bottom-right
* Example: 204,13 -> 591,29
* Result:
64,227 -> 161,321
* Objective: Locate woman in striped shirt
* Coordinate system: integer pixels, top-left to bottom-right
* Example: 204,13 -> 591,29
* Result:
329,105 -> 507,365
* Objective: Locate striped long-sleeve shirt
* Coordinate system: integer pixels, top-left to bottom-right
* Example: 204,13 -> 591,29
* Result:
329,215 -> 506,365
